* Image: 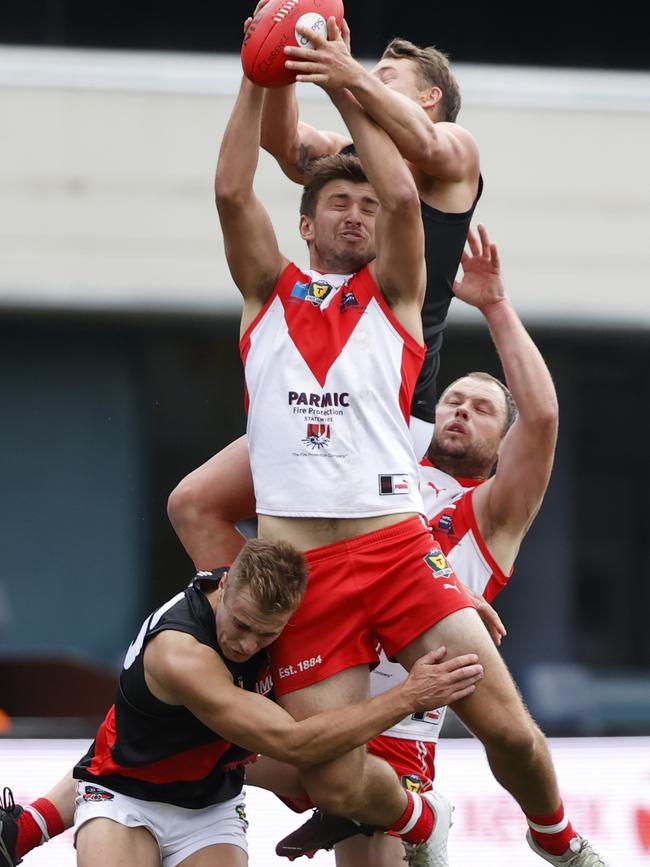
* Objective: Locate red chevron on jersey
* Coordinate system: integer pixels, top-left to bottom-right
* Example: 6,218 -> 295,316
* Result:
277,263 -> 375,387
241,261 -> 426,519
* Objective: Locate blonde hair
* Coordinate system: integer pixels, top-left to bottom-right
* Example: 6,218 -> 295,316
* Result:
382,39 -> 461,122
228,538 -> 308,614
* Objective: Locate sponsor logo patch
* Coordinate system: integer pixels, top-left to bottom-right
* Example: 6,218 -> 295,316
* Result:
236,804 -> 249,829
412,708 -> 442,725
290,279 -> 310,300
338,289 -> 358,311
255,660 -> 274,696
378,474 -> 410,495
423,547 -> 453,579
401,774 -> 423,793
307,280 -> 333,306
255,673 -> 274,695
82,785 -> 114,802
289,279 -> 336,307
288,391 -> 349,408
303,422 -> 331,450
437,514 -> 453,534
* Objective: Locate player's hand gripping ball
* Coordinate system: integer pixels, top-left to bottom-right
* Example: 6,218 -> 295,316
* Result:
242,0 -> 344,87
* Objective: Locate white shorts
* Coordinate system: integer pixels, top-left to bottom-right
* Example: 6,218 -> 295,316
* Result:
74,782 -> 248,867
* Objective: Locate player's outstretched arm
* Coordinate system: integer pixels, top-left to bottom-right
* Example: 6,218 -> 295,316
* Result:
215,77 -> 288,331
261,86 -> 351,183
241,1 -> 349,181
302,21 -> 424,332
284,19 -> 478,183
148,635 -> 482,768
334,84 -> 425,335
454,226 -> 559,549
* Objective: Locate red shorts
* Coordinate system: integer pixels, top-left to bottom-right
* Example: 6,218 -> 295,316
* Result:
368,734 -> 436,793
269,516 -> 472,697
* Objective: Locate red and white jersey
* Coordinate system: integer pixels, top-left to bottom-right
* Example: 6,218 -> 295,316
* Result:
241,263 -> 426,518
419,459 -> 511,604
370,459 -> 513,741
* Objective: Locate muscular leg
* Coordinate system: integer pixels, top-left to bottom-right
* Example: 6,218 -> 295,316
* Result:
167,435 -> 254,570
3,771 -> 75,863
42,771 -> 76,829
76,819 -> 160,867
277,666 -> 408,827
335,832 -> 404,867
245,757 -> 311,806
179,843 -> 247,867
396,607 -> 560,815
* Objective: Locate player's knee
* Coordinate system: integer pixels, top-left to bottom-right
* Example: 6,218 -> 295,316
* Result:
167,476 -> 201,531
311,786 -> 366,817
486,715 -> 541,760
301,772 -> 365,817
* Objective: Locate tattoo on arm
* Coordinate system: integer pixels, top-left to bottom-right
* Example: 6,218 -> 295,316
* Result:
297,143 -> 316,174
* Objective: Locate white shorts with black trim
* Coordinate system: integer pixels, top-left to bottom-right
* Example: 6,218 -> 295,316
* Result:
74,782 -> 248,867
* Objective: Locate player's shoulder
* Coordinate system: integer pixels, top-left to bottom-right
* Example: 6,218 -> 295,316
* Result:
146,629 -> 226,690
435,121 -> 477,144
147,628 -> 211,666
434,122 -> 480,167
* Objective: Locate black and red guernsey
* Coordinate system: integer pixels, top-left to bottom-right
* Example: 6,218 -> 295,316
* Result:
415,177 -> 483,422
339,143 -> 483,422
74,569 -> 269,809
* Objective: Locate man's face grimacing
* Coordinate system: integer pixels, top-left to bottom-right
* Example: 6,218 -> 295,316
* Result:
430,376 -> 508,476
214,575 -> 294,663
300,179 -> 378,274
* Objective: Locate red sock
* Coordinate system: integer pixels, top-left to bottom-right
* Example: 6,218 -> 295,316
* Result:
526,802 -> 576,856
388,790 -> 434,844
16,798 -> 65,859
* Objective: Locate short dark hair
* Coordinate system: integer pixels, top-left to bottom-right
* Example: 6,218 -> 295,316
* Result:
228,538 -> 308,614
300,154 -> 369,218
381,39 -> 461,122
461,371 -> 518,434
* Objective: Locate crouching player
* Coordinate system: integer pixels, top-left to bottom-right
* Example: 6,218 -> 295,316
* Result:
22,539 -> 481,867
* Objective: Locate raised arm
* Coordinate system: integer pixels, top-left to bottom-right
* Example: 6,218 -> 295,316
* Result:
454,226 -> 559,560
240,2 -> 350,182
300,22 -> 424,334
331,86 -> 425,335
261,85 -> 351,183
146,633 -> 482,768
215,77 -> 289,331
284,19 -> 478,183
345,81 -> 477,184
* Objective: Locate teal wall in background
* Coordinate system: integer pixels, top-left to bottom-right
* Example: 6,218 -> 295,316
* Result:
0,325 -> 146,666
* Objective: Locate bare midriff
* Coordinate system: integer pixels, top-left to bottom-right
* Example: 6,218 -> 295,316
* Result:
257,512 -> 419,552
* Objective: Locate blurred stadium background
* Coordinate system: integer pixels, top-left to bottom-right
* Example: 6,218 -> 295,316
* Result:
1,1 -> 649,863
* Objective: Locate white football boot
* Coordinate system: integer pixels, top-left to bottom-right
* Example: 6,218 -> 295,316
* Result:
403,789 -> 454,867
526,830 -> 610,865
